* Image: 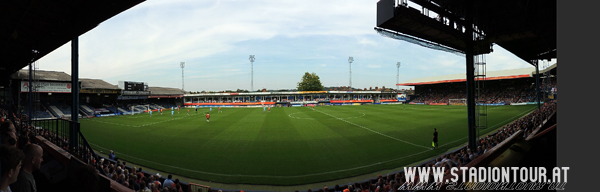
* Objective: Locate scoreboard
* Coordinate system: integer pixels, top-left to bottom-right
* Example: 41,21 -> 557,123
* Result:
119,81 -> 150,95
119,81 -> 146,91
125,81 -> 145,91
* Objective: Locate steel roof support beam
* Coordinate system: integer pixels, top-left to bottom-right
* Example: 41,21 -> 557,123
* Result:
70,35 -> 80,151
465,0 -> 477,151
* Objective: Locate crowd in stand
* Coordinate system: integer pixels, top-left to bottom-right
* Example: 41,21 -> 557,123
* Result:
410,83 -> 552,105
1,95 -> 557,192
1,105 -> 188,192
411,91 -> 448,104
2,106 -> 49,192
94,158 -> 185,192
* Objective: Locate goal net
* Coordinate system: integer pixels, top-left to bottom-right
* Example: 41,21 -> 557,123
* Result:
449,98 -> 467,106
131,105 -> 150,115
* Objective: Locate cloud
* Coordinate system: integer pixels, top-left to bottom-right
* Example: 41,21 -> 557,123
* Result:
358,38 -> 378,47
220,68 -> 242,72
186,74 -> 218,79
485,44 -> 533,70
32,0 -> 544,92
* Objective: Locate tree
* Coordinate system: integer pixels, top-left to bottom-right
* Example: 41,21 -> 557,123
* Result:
297,72 -> 324,91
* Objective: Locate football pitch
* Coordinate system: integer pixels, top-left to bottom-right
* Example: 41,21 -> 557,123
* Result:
80,104 -> 536,185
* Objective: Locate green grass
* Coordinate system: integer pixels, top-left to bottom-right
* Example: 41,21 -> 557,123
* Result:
80,104 -> 536,185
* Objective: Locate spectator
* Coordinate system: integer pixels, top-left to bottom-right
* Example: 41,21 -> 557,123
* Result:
138,167 -> 144,178
139,180 -> 150,192
103,167 -> 109,177
151,183 -> 159,192
162,174 -> 174,190
109,150 -> 116,160
175,183 -> 183,192
153,174 -> 162,189
119,174 -> 126,185
136,173 -> 143,184
1,145 -> 24,192
10,144 -> 43,192
1,120 -> 17,147
334,185 -> 341,192
130,177 -> 140,191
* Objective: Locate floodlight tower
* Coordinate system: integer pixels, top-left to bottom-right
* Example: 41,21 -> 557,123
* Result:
348,56 -> 353,90
396,62 -> 401,91
181,62 -> 185,93
249,55 -> 255,92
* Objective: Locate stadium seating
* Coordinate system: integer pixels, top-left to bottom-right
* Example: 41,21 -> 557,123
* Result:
409,84 -> 542,105
107,107 -> 118,113
80,104 -> 95,115
22,108 -> 54,119
34,111 -> 53,118
117,107 -> 128,113
47,102 -> 72,116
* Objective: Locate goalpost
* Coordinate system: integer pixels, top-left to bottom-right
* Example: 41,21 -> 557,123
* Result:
449,98 -> 467,106
131,105 -> 150,115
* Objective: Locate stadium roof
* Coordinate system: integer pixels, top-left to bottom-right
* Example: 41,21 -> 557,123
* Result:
148,87 -> 184,95
376,0 -> 556,65
12,69 -> 71,82
13,70 -> 190,92
0,0 -> 146,78
398,67 -> 543,86
80,78 -> 120,90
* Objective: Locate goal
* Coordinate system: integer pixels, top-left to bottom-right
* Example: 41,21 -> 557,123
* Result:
131,105 -> 150,115
449,98 -> 467,106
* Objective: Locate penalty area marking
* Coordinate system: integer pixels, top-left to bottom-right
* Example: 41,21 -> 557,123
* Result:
437,105 -> 537,148
314,109 -> 431,150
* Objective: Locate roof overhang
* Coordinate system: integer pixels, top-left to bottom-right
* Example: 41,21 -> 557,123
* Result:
397,67 -> 541,86
398,74 -> 531,86
376,0 -> 556,65
1,0 -> 146,77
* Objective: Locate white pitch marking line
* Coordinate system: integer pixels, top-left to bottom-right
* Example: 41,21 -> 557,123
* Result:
87,113 -> 202,127
315,109 -> 431,150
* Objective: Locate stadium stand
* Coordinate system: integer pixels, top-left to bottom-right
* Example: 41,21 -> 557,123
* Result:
1,93 -> 556,192
22,104 -> 55,119
3,65 -> 557,192
408,79 -> 549,105
80,104 -> 96,116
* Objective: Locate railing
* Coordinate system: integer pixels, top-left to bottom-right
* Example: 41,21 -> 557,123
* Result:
28,118 -> 96,164
189,183 -> 211,192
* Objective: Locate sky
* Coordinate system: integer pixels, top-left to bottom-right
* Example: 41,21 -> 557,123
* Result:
33,0 -> 555,92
